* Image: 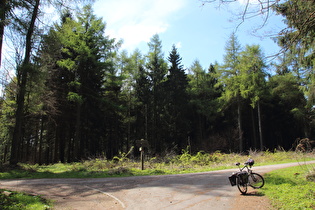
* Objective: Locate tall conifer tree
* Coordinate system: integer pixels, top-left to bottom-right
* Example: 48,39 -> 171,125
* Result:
219,32 -> 244,152
146,34 -> 167,154
165,45 -> 189,150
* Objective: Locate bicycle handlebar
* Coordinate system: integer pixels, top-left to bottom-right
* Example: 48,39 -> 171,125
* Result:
235,159 -> 254,167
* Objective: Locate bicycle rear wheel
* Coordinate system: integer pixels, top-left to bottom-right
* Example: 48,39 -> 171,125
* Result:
248,172 -> 264,189
236,176 -> 247,194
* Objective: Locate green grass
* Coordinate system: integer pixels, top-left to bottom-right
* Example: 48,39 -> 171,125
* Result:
0,189 -> 51,210
260,164 -> 315,209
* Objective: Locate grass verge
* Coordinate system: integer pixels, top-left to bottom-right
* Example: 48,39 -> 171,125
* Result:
0,189 -> 51,210
260,164 -> 315,209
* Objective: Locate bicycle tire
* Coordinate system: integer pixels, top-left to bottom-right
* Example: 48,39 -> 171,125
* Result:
248,172 -> 264,189
236,176 -> 247,194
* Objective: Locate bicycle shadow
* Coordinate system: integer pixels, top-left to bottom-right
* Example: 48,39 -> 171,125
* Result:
241,190 -> 264,197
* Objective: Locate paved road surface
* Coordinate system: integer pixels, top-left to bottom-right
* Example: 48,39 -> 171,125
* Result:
1,161 -> 315,210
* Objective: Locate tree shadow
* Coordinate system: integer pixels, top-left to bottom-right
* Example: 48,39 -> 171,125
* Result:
1,169 -> 239,198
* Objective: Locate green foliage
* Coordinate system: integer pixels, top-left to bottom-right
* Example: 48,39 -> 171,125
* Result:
67,92 -> 83,103
261,165 -> 315,209
276,1 -> 315,108
178,147 -> 192,164
269,73 -> 305,106
238,44 -> 266,108
0,189 -> 51,210
190,151 -> 208,164
218,32 -> 242,103
112,151 -> 130,163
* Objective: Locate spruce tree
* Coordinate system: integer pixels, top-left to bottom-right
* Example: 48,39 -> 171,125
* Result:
165,45 -> 189,151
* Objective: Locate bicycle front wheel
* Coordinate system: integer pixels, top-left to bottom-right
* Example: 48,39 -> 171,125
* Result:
236,176 -> 247,194
248,172 -> 264,189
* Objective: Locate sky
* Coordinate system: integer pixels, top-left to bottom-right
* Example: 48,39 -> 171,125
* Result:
93,0 -> 287,69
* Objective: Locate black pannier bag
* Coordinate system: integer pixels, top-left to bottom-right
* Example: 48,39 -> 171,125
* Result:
229,171 -> 248,186
238,171 -> 248,184
229,173 -> 237,186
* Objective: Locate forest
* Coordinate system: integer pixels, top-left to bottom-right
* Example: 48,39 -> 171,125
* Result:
0,0 -> 315,165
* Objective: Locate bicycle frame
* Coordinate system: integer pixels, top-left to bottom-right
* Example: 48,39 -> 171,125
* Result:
236,162 -> 253,174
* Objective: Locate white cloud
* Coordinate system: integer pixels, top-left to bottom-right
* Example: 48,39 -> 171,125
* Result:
175,42 -> 182,49
94,0 -> 188,51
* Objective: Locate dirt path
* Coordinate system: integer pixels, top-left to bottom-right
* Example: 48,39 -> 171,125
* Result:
1,161 -> 314,210
231,188 -> 272,210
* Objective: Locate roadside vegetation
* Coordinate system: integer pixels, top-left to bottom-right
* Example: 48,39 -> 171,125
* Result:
0,189 -> 51,210
0,149 -> 314,179
260,164 -> 315,209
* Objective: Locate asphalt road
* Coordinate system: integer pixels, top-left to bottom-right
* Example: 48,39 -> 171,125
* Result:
1,161 -> 315,210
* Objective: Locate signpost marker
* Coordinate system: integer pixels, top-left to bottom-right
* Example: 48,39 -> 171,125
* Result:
136,139 -> 149,170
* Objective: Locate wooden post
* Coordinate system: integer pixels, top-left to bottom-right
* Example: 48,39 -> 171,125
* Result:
140,147 -> 144,170
136,139 -> 149,170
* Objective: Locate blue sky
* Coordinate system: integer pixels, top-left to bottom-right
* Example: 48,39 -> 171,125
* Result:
93,0 -> 286,70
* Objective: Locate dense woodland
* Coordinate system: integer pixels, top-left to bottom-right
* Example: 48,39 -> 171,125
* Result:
0,0 -> 315,165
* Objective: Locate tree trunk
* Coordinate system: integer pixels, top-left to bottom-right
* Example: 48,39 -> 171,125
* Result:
257,100 -> 264,150
0,0 -> 6,67
237,96 -> 243,152
38,115 -> 44,164
74,103 -> 81,160
10,0 -> 40,165
251,108 -> 257,148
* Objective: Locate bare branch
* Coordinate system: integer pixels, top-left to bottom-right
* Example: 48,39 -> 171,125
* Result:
235,0 -> 250,32
201,0 -> 280,31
